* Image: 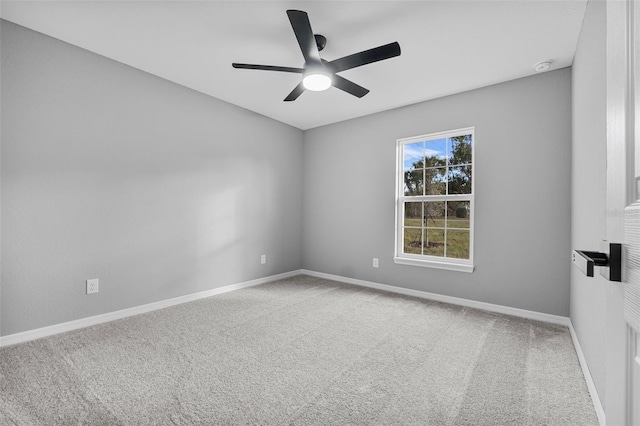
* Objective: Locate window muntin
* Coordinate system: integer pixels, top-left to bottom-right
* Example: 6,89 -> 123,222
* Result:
395,128 -> 474,272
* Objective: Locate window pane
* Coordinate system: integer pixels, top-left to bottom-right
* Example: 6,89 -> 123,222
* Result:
404,169 -> 424,196
424,202 -> 445,228
446,230 -> 470,259
397,129 -> 473,267
424,229 -> 445,257
404,228 -> 423,254
447,201 -> 470,229
448,166 -> 472,194
404,202 -> 423,227
425,168 -> 446,195
447,135 -> 472,166
403,142 -> 424,171
424,138 -> 447,168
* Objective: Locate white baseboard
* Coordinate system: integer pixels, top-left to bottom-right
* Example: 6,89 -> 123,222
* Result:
0,270 -> 302,348
0,268 -> 569,348
568,322 -> 606,426
301,269 -> 570,326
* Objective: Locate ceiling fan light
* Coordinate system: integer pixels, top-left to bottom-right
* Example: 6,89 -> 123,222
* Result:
303,73 -> 332,91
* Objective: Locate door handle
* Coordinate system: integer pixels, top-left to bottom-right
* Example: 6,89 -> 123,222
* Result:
572,241 -> 621,282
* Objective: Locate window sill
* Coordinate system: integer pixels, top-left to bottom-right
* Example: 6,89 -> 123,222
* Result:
393,257 -> 475,273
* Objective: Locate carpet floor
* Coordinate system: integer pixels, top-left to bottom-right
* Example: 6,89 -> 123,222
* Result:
0,275 -> 598,425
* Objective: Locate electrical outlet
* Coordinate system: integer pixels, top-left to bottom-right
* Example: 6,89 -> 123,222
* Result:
373,258 -> 379,268
261,254 -> 267,264
86,278 -> 99,295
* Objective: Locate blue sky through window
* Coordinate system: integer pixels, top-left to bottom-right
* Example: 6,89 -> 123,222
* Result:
403,138 -> 447,170
425,138 -> 446,161
403,141 -> 423,170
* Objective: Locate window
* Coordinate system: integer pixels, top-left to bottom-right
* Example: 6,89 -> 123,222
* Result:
395,127 -> 474,272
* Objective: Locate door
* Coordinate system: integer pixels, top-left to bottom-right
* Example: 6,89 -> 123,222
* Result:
607,0 -> 640,424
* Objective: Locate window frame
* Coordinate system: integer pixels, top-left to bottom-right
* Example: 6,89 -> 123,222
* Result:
394,127 -> 475,273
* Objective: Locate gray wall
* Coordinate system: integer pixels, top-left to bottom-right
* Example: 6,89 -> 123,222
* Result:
570,0 -> 607,406
303,69 -> 572,316
1,17 -> 577,336
0,21 -> 304,336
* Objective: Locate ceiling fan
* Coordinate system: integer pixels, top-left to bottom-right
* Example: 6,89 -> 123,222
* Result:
232,10 -> 401,102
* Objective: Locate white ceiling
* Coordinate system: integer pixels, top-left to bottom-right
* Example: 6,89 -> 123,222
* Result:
0,0 -> 587,130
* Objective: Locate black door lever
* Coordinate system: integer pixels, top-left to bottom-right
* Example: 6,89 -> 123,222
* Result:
572,242 -> 621,282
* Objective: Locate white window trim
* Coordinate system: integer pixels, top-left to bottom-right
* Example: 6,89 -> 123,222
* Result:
394,127 -> 475,273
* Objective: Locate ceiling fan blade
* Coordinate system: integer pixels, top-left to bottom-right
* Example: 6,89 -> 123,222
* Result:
332,75 -> 369,98
328,42 -> 401,73
284,82 -> 306,102
232,63 -> 304,73
286,10 -> 322,66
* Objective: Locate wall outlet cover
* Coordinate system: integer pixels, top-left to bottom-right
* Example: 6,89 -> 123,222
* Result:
86,278 -> 99,294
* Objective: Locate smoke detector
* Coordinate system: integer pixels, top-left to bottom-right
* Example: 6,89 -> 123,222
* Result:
534,61 -> 552,72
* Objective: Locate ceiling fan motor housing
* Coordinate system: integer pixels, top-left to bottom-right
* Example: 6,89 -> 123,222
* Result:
315,34 -> 327,51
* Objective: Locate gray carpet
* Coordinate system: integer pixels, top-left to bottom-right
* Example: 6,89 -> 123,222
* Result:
0,275 -> 598,425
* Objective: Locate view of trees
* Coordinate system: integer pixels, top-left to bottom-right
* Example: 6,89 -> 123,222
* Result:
404,134 -> 472,197
402,135 -> 472,259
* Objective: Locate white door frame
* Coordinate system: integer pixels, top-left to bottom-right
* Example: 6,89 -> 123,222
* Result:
606,0 -> 639,424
